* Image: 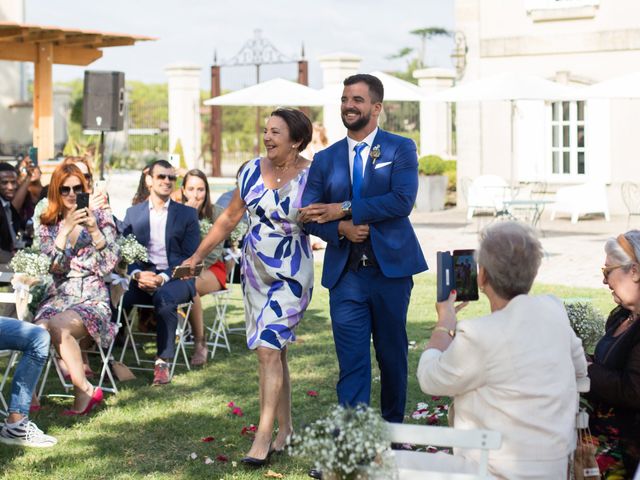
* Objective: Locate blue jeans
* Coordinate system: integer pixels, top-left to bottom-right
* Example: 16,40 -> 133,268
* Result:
0,317 -> 50,416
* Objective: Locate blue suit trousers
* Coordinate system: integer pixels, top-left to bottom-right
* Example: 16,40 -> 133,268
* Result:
329,266 -> 412,423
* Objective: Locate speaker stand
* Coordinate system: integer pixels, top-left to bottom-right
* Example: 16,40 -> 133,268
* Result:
99,130 -> 105,181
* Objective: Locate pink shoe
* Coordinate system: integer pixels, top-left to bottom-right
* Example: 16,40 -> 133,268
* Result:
62,387 -> 103,416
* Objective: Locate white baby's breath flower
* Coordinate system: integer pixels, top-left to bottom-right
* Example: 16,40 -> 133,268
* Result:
10,248 -> 51,277
116,234 -> 148,265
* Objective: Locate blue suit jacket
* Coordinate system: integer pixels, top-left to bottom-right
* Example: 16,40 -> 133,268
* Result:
121,200 -> 200,278
302,129 -> 428,289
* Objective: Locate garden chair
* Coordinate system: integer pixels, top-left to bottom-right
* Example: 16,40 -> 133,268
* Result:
37,293 -> 126,399
387,422 -> 502,479
117,300 -> 193,380
0,284 -> 28,414
550,182 -> 610,224
466,175 -> 512,221
207,258 -> 240,359
621,182 -> 640,228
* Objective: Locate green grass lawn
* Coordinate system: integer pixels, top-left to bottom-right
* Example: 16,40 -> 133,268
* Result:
0,265 -> 614,479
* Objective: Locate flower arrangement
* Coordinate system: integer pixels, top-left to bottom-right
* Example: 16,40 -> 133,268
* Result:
565,300 -> 605,352
199,218 -> 213,239
289,404 -> 390,479
116,234 -> 148,265
10,248 -> 51,277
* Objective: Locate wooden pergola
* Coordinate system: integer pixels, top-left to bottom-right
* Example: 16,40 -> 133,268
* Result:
0,22 -> 155,161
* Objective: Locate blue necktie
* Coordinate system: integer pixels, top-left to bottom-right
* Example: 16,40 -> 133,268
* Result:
352,142 -> 367,199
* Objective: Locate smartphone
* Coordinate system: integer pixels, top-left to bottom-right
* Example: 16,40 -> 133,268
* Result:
94,180 -> 108,196
437,249 -> 479,302
172,263 -> 204,280
28,147 -> 38,167
452,249 -> 479,302
76,192 -> 90,210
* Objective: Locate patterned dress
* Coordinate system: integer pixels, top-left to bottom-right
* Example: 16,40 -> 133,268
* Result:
34,209 -> 120,348
238,158 -> 313,350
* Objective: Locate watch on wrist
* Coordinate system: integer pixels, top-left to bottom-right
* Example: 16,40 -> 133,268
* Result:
341,200 -> 352,216
433,326 -> 455,338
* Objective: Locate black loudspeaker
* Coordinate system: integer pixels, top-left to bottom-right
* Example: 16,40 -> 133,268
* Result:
82,71 -> 125,131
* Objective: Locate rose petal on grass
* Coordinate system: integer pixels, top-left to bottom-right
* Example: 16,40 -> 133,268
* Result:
431,396 -> 441,401
201,436 -> 215,442
232,407 -> 244,417
306,390 -> 318,397
232,461 -> 238,468
216,454 -> 229,463
227,401 -> 235,408
189,452 -> 198,460
204,456 -> 214,465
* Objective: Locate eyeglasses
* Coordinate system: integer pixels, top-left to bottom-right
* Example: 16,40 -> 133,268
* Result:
601,264 -> 625,279
59,185 -> 84,196
155,174 -> 177,182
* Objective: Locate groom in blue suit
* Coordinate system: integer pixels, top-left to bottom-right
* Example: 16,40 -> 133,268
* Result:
300,74 -> 427,422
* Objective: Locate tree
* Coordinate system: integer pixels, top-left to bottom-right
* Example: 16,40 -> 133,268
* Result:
410,27 -> 451,68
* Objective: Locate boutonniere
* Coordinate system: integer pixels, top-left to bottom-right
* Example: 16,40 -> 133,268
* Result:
370,144 -> 381,164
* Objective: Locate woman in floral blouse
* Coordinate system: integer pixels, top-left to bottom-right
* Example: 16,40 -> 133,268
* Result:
35,163 -> 119,416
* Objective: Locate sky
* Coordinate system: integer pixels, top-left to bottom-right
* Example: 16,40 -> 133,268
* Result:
26,0 -> 455,91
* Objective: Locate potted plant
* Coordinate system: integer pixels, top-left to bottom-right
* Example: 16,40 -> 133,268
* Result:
289,404 -> 392,479
416,155 -> 449,212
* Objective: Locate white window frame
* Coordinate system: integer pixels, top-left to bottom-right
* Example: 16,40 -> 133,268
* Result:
549,100 -> 586,181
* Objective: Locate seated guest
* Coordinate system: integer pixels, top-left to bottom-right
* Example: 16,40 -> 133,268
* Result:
131,163 -> 152,206
415,221 -> 588,479
13,157 -> 43,231
179,169 -> 226,366
34,163 -> 119,415
0,163 -> 25,268
587,230 -> 640,477
120,160 -> 200,385
0,317 -> 56,447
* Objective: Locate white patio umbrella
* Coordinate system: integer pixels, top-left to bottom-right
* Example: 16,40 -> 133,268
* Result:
580,72 -> 640,99
203,77 -> 325,107
319,70 -> 427,103
428,72 -> 581,184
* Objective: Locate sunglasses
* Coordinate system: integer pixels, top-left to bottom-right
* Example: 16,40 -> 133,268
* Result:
601,264 -> 625,279
59,185 -> 84,196
84,173 -> 92,183
155,174 -> 177,182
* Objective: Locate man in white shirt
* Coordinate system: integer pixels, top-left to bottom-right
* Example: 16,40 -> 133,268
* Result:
120,160 -> 200,385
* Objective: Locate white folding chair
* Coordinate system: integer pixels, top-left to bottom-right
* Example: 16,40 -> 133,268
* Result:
0,284 -> 26,415
207,259 -> 241,359
386,422 -> 502,480
118,300 -> 192,380
37,294 -> 126,399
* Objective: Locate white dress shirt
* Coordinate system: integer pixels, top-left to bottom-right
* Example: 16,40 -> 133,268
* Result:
147,199 -> 169,272
347,127 -> 378,183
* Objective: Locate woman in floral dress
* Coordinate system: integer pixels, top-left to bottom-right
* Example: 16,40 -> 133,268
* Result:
184,108 -> 314,466
35,164 -> 119,415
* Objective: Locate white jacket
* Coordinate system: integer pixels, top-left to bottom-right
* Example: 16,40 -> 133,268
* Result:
417,294 -> 589,479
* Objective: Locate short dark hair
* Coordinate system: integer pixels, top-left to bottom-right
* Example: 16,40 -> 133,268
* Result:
343,74 -> 384,103
148,159 -> 173,177
0,163 -> 17,174
270,108 -> 313,152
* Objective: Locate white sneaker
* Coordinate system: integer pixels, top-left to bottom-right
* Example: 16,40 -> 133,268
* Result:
0,418 -> 57,448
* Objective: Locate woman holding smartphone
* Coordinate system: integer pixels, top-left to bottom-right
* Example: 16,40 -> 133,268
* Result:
34,163 -> 120,415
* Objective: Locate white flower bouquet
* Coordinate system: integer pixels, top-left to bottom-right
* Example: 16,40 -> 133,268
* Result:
229,221 -> 247,248
289,404 -> 391,479
10,248 -> 51,321
10,248 -> 51,277
199,218 -> 213,239
116,234 -> 148,266
565,300 -> 605,352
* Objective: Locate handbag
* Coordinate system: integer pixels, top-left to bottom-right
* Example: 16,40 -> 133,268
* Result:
571,408 -> 600,480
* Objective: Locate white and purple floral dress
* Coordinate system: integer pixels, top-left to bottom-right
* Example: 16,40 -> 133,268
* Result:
238,158 -> 313,350
35,209 -> 120,348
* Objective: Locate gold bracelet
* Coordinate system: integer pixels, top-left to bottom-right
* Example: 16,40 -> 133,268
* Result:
433,326 -> 455,338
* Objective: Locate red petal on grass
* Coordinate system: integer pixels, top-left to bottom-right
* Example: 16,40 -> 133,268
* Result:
306,390 -> 318,397
216,454 -> 229,462
201,436 -> 215,442
227,401 -> 235,408
431,396 -> 441,401
427,415 -> 439,425
232,407 -> 244,416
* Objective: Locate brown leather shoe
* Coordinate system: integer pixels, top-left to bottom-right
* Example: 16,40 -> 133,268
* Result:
152,362 -> 170,386
190,340 -> 208,367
